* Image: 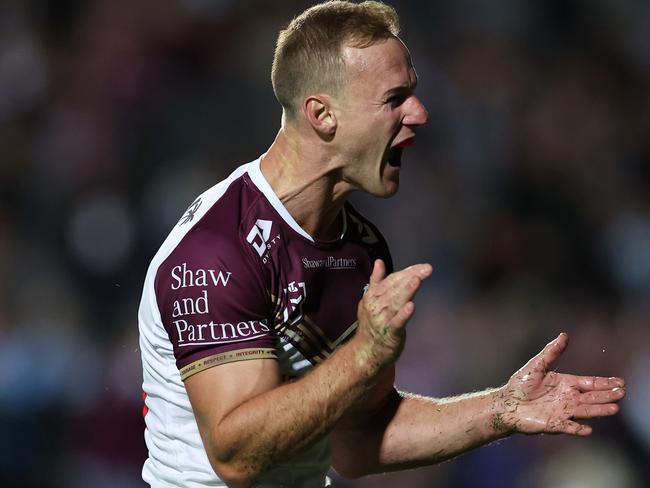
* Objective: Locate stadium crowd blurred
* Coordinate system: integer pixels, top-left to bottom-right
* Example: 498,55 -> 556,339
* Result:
0,0 -> 648,486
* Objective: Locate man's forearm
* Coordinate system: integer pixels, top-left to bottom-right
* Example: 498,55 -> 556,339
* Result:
331,386 -> 510,477
205,338 -> 380,485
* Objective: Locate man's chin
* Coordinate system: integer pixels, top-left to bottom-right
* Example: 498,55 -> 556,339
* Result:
382,166 -> 400,197
374,177 -> 400,198
384,181 -> 399,197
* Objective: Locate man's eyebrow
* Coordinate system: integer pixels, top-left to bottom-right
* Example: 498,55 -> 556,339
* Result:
383,83 -> 415,98
383,71 -> 419,98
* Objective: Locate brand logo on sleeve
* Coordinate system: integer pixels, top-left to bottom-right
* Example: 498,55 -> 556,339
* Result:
179,197 -> 202,225
246,219 -> 280,264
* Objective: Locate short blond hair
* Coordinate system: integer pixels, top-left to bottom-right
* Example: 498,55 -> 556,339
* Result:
271,1 -> 400,120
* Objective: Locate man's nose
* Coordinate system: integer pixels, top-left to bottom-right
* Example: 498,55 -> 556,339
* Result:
404,95 -> 428,127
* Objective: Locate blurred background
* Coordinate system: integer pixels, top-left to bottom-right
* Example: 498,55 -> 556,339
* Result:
0,0 -> 648,486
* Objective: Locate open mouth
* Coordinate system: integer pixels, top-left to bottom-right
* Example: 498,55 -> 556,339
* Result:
387,137 -> 415,167
387,147 -> 404,167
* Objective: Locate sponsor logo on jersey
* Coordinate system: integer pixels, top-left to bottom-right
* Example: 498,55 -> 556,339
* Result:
170,262 -> 232,290
174,318 -> 271,345
168,263 -> 232,319
166,262 -> 251,345
302,256 -> 357,270
246,219 -> 281,264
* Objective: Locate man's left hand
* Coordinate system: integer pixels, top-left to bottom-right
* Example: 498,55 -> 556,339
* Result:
500,332 -> 625,436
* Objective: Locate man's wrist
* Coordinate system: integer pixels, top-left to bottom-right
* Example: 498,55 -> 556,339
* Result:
489,386 -> 516,437
344,334 -> 386,384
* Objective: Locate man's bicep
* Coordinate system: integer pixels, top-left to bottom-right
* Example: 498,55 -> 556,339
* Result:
185,358 -> 282,461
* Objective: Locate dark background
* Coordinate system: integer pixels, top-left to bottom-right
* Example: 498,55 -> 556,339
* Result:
0,0 -> 648,486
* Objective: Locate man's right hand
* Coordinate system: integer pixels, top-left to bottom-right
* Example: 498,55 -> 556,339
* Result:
353,259 -> 433,373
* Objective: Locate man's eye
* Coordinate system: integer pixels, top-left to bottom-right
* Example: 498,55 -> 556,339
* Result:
386,95 -> 406,106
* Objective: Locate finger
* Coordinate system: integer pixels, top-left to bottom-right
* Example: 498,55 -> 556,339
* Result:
530,332 -> 569,372
369,259 -> 386,285
371,265 -> 431,312
579,388 -> 625,405
381,263 -> 433,289
388,301 -> 416,329
375,264 -> 431,304
409,263 -> 433,279
404,263 -> 433,280
549,420 -> 592,436
574,375 -> 625,391
545,372 -> 626,392
572,403 -> 619,419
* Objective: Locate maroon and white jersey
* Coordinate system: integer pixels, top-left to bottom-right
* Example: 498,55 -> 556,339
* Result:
139,157 -> 392,487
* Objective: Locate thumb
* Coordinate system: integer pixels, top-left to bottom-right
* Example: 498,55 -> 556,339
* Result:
369,259 -> 386,285
533,332 -> 569,372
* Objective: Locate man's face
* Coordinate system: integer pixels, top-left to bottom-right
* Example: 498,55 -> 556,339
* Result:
333,36 -> 428,197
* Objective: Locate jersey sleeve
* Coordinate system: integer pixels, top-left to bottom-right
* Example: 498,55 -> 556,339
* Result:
154,226 -> 276,381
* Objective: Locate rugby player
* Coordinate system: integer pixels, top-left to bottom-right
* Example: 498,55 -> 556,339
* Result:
138,2 -> 626,486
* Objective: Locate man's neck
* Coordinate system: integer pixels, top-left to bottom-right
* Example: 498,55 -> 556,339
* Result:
260,128 -> 351,241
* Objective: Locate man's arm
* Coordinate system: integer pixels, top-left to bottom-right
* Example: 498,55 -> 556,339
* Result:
330,333 -> 626,478
185,260 -> 433,487
331,385 -> 506,477
186,340 -> 374,487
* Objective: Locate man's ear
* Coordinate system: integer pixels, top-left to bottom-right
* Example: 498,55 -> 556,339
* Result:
303,95 -> 337,139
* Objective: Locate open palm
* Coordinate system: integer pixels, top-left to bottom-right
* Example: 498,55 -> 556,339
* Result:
502,333 -> 625,436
